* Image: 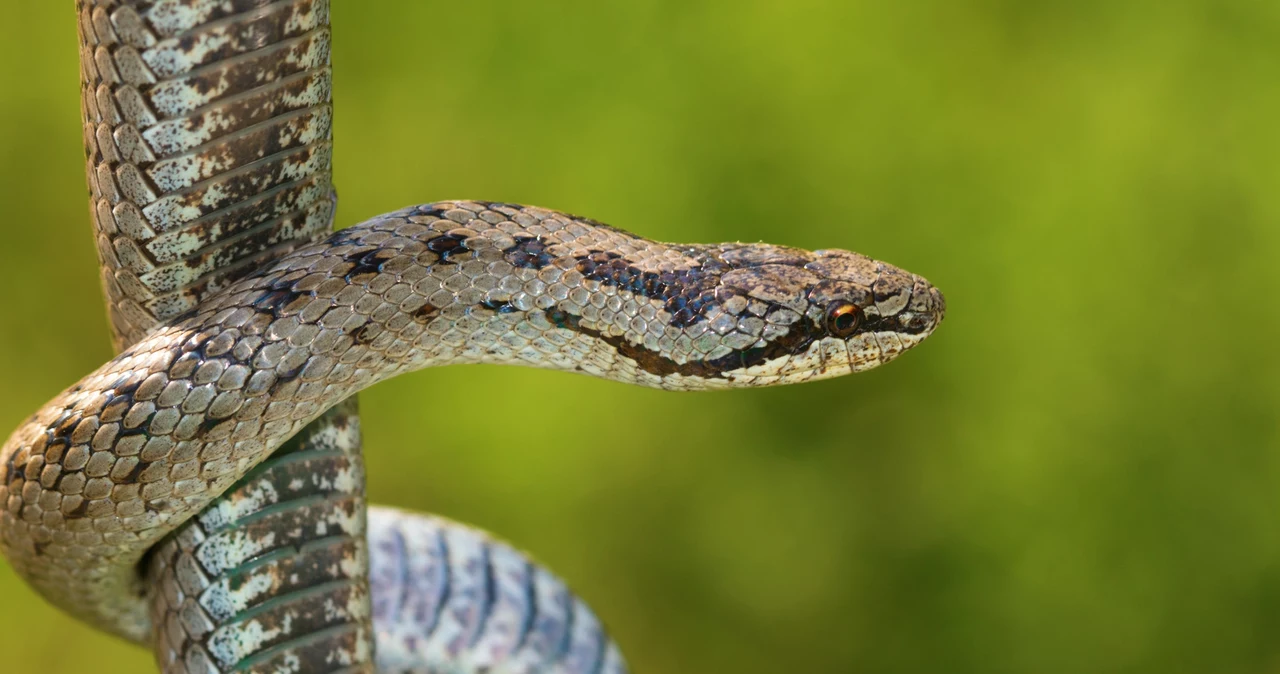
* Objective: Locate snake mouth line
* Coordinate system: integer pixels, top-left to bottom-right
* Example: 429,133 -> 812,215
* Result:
533,307 -> 930,382
537,307 -> 823,380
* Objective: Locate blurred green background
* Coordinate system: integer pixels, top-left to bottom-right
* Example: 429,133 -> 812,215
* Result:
2,1 -> 1279,672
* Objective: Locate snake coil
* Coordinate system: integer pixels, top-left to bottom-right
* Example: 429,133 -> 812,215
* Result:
0,2 -> 943,673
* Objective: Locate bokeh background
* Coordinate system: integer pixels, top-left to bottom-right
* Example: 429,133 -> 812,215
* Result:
2,1 -> 1279,672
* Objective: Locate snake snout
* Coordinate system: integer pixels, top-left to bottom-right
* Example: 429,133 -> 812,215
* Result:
913,278 -> 946,331
885,277 -> 944,343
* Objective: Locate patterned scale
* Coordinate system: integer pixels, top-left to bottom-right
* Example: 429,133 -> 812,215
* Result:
79,0 -> 337,349
69,2 -> 629,673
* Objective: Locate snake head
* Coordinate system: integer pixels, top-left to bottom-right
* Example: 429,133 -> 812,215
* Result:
344,203 -> 944,391
805,247 -> 945,365
691,243 -> 945,387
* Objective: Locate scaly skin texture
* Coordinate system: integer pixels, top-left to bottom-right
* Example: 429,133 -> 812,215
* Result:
79,0 -> 336,348
148,400 -> 628,674
75,2 -> 379,669
145,399 -> 374,673
0,201 -> 944,649
367,508 -> 628,674
75,2 -> 642,672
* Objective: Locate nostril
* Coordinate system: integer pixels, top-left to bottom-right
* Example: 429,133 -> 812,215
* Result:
930,286 -> 947,321
901,313 -> 931,332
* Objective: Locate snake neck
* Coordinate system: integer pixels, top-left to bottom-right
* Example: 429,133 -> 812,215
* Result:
269,201 -> 941,388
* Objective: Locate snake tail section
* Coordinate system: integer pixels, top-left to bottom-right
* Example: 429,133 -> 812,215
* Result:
369,509 -> 628,674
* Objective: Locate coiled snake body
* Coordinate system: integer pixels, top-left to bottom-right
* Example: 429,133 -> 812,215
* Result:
0,3 -> 944,673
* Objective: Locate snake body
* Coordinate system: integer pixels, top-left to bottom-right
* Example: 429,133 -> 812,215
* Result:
2,2 -> 944,673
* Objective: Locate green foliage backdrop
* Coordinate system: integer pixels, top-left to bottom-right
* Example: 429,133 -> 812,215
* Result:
1,2 -> 1278,672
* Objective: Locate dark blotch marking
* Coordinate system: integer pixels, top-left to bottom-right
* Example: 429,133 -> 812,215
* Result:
423,233 -> 472,264
577,251 -> 738,327
577,251 -> 716,326
353,325 -> 377,344
409,204 -> 449,219
479,299 -> 517,314
505,236 -> 554,269
506,241 -> 739,328
412,303 -> 442,321
345,247 -> 399,279
252,287 -> 305,315
122,459 -> 149,484
420,215 -> 762,332
197,416 -> 233,438
65,498 -> 90,519
545,308 -> 581,331
3,445 -> 23,488
43,436 -> 68,465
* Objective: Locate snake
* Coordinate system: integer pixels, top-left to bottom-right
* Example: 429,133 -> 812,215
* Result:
0,2 -> 945,673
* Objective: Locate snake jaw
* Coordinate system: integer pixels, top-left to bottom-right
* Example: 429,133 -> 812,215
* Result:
788,250 -> 945,376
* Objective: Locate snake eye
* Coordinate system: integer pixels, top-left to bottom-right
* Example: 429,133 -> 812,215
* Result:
826,302 -> 862,337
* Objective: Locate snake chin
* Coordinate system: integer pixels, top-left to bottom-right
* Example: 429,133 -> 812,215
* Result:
716,329 -> 942,390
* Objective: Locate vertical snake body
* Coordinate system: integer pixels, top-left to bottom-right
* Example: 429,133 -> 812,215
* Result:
74,2 -> 630,671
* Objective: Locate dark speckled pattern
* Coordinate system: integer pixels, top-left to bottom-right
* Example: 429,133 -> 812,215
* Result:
1,200 -> 942,650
